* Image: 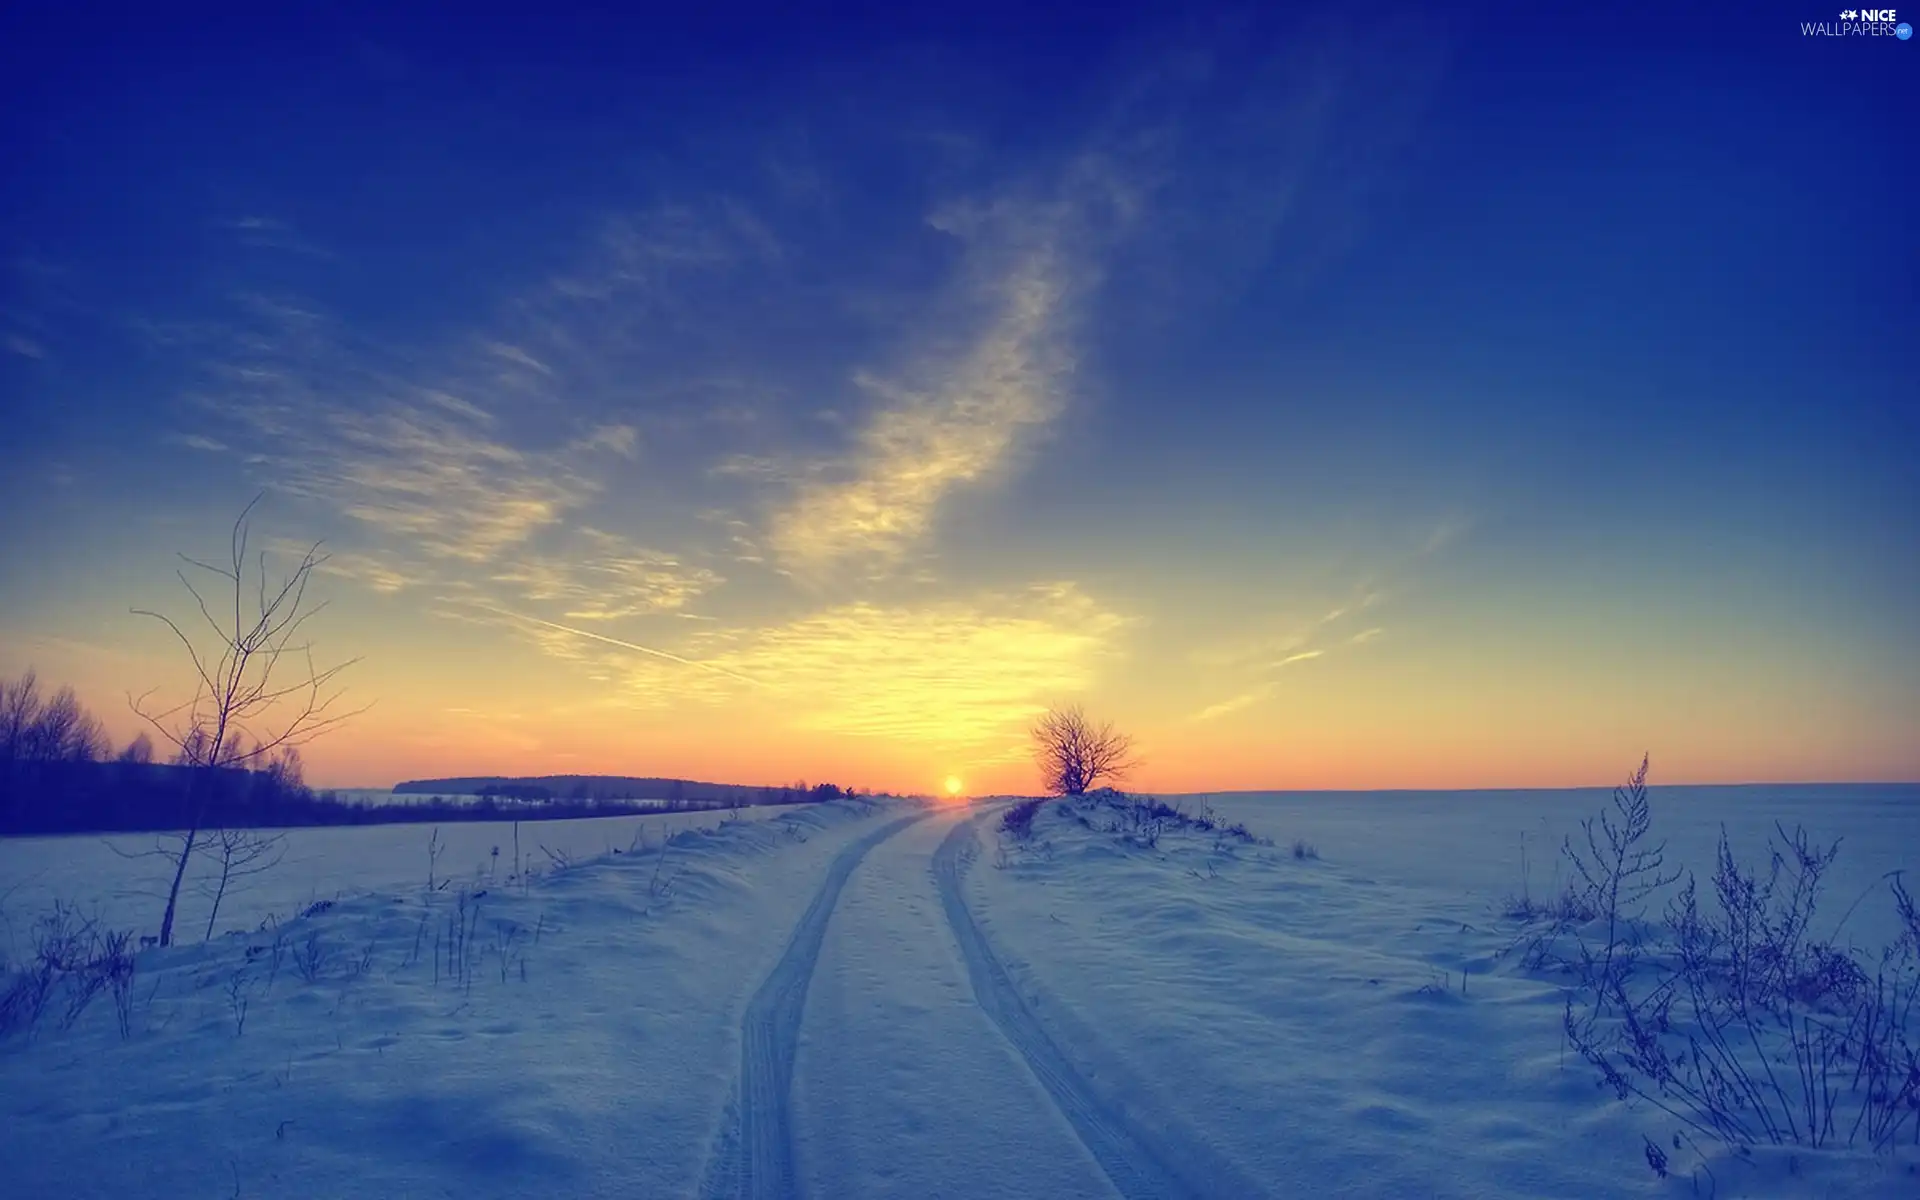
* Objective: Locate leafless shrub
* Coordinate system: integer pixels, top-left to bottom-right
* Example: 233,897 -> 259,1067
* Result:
647,839 -> 682,904
125,497 -> 365,945
226,968 -> 251,1036
442,890 -> 483,992
1000,798 -> 1047,841
62,928 -> 136,1034
1529,758 -> 1920,1155
0,904 -> 138,1040
292,931 -> 331,984
3,970 -> 50,1038
405,908 -> 431,969
106,934 -> 138,1039
265,919 -> 288,990
492,920 -> 523,984
1563,755 -> 1682,1003
197,828 -> 286,942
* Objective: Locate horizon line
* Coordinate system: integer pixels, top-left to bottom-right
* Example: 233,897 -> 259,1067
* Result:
320,775 -> 1920,796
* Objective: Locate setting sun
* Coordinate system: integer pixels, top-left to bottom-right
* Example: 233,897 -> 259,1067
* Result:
944,776 -> 964,797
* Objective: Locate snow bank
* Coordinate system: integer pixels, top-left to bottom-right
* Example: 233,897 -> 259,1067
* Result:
963,790 -> 1920,1198
0,798 -> 908,1199
0,804 -> 802,955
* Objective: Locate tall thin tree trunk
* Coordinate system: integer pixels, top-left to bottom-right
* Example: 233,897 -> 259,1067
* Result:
159,823 -> 198,947
203,856 -> 232,942
158,766 -> 211,947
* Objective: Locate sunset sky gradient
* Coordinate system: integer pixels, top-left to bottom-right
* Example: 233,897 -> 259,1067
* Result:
1,6 -> 1914,793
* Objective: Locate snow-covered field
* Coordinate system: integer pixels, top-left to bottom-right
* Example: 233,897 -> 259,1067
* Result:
976,785 -> 1920,1198
1198,784 -> 1920,949
1,784 -> 1916,1197
0,805 -> 798,958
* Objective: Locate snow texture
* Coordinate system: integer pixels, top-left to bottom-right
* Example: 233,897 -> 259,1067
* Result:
2,784 -> 1917,1198
699,811 -> 929,1198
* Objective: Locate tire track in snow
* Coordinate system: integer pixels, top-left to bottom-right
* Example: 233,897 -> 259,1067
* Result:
699,811 -> 928,1200
933,812 -> 1262,1200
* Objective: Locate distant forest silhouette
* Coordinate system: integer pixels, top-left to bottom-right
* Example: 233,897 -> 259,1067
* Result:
0,671 -> 859,837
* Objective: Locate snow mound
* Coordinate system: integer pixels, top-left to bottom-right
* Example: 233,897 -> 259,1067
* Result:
0,798 -> 909,1199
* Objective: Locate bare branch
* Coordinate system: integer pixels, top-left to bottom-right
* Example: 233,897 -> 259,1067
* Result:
1030,703 -> 1138,796
127,496 -> 363,945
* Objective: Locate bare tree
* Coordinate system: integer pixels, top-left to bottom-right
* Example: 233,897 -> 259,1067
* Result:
1030,704 -> 1137,796
0,671 -> 42,825
0,670 -> 41,765
197,827 -> 287,942
0,671 -> 108,826
25,685 -> 106,763
260,744 -> 305,800
116,732 -> 154,765
127,496 -> 364,946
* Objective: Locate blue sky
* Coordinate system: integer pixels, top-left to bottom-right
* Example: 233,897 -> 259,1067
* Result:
1,4 -> 1914,791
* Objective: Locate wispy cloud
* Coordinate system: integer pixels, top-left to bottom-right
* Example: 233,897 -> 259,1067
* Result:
768,243 -> 1077,574
1189,647 -> 1330,722
489,529 -> 722,620
221,216 -> 334,259
520,580 -> 1130,749
1184,506 -> 1458,723
467,602 -> 761,686
716,582 -> 1129,745
187,196 -> 786,578
191,297 -> 601,563
763,145 -> 1154,578
166,433 -> 228,453
485,342 -> 553,376
1188,586 -> 1384,721
1422,515 -> 1471,555
312,405 -> 592,562
4,333 -> 44,359
1191,684 -> 1276,724
259,537 -> 426,595
1194,591 -> 1375,671
568,423 -> 638,458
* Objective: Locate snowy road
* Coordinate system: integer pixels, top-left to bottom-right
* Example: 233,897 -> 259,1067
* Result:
791,808 -> 1115,1200
14,791 -> 1916,1198
704,802 -> 1258,1199
932,813 -> 1262,1200
698,811 -> 930,1198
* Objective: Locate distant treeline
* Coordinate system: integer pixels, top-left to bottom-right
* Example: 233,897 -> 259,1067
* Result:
397,775 -> 871,809
0,670 -> 862,837
0,759 -> 785,837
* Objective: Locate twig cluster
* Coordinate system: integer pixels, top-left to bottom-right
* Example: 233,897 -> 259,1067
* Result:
0,901 -> 139,1040
1510,757 -> 1920,1156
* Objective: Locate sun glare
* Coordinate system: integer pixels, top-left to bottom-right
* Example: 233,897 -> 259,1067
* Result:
943,775 -> 964,798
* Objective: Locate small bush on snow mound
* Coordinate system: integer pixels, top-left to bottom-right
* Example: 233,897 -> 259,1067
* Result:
1001,798 -> 1049,841
0,901 -> 138,1041
1058,789 -> 1272,851
1511,755 -> 1920,1157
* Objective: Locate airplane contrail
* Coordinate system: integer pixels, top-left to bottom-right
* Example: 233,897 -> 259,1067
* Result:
469,603 -> 763,687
